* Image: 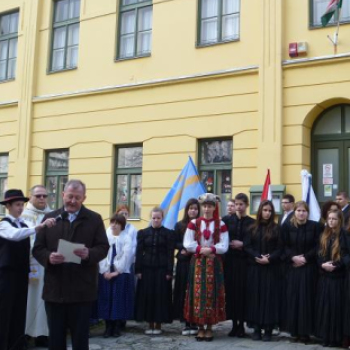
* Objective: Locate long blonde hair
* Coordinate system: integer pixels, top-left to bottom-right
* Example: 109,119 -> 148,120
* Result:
290,201 -> 309,227
319,209 -> 343,262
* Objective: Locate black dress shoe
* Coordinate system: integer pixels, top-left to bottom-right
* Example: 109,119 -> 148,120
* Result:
35,336 -> 49,347
251,329 -> 262,341
228,328 -> 237,337
262,330 -> 272,342
236,325 -> 245,338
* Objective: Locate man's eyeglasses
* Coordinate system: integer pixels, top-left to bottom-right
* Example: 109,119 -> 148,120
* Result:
34,194 -> 48,199
281,201 -> 291,204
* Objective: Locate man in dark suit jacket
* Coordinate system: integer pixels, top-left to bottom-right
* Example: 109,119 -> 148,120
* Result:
33,179 -> 109,350
336,191 -> 350,228
278,194 -> 295,226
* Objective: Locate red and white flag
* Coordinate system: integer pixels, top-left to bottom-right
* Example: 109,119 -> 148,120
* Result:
261,169 -> 272,201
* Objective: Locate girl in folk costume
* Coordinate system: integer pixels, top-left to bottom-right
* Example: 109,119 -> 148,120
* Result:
183,193 -> 229,341
97,214 -> 134,338
281,201 -> 322,343
173,198 -> 200,336
244,200 -> 282,341
315,209 -> 347,347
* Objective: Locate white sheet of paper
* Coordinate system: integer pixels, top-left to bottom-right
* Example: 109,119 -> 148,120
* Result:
57,239 -> 85,264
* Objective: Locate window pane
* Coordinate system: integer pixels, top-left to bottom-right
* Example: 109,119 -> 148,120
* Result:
130,174 -> 142,218
138,6 -> 152,31
66,45 -> 78,67
8,38 -> 17,59
121,11 -> 136,35
217,169 -> 232,216
0,14 -> 10,35
52,49 -> 65,70
117,147 -> 143,168
0,177 -> 8,216
120,35 -> 135,58
0,155 -> 9,173
222,13 -> 239,41
53,27 -> 66,49
201,171 -> 215,193
7,58 -> 16,79
202,0 -> 219,18
69,0 -> 81,19
137,31 -> 151,55
314,107 -> 342,135
0,40 -> 8,60
223,0 -> 239,14
9,13 -> 19,34
201,18 -> 218,43
58,175 -> 68,208
47,151 -> 69,171
345,106 -> 350,133
55,0 -> 69,23
200,140 -> 232,165
68,23 -> 79,45
0,60 -> 6,80
117,174 -> 129,207
46,176 -> 58,210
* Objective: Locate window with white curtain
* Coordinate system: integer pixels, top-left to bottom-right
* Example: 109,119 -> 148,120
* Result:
0,11 -> 19,81
118,0 -> 153,59
50,0 -> 80,72
311,0 -> 350,26
198,0 -> 240,46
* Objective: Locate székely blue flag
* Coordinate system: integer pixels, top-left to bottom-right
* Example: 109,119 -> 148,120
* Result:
160,156 -> 206,229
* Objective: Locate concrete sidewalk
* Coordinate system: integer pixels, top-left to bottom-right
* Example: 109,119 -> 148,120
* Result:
32,320 -> 338,350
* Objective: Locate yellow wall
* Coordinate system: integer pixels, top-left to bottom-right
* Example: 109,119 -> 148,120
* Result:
0,0 -> 349,226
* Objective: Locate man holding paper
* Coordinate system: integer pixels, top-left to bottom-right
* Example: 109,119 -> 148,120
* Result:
33,179 -> 109,350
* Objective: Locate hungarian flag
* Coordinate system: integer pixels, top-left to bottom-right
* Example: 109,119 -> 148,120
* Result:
321,0 -> 343,27
261,169 -> 272,201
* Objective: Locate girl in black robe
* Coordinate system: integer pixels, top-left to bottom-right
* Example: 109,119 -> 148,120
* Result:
173,198 -> 200,335
281,201 -> 321,343
134,207 -> 174,335
223,193 -> 255,337
244,200 -> 282,341
343,224 -> 350,348
315,209 -> 346,347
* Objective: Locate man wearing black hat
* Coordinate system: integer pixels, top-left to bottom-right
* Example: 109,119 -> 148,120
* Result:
0,189 -> 56,350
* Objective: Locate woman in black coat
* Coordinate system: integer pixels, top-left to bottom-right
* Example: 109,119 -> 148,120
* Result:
281,201 -> 322,343
343,223 -> 350,348
244,200 -> 282,341
134,207 -> 174,335
315,209 -> 346,347
173,198 -> 200,335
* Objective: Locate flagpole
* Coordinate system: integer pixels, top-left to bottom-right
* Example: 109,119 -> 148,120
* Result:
334,5 -> 342,55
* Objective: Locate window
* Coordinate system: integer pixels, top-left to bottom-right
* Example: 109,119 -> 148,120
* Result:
198,0 -> 239,46
0,11 -> 19,81
310,0 -> 350,27
50,0 -> 80,72
45,150 -> 69,210
199,139 -> 233,215
0,154 -> 9,216
117,0 -> 153,59
115,146 -> 142,218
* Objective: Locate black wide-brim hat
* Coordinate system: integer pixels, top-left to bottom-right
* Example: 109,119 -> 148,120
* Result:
0,189 -> 29,205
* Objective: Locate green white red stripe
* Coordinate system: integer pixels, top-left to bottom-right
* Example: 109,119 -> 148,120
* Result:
321,0 -> 343,27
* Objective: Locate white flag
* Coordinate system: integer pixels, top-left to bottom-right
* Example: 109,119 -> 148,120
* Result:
301,170 -> 321,222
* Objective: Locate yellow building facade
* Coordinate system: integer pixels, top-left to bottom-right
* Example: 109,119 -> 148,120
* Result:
0,0 -> 350,226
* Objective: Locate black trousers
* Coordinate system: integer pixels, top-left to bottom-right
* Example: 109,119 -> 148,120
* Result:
45,301 -> 92,350
0,269 -> 28,350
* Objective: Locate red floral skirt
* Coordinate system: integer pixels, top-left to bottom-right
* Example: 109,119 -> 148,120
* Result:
184,254 -> 226,325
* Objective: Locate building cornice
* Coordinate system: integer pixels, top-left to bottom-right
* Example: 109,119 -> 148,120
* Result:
33,65 -> 259,102
283,52 -> 350,67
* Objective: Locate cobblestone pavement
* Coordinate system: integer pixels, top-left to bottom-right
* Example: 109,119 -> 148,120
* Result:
32,320 -> 339,350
